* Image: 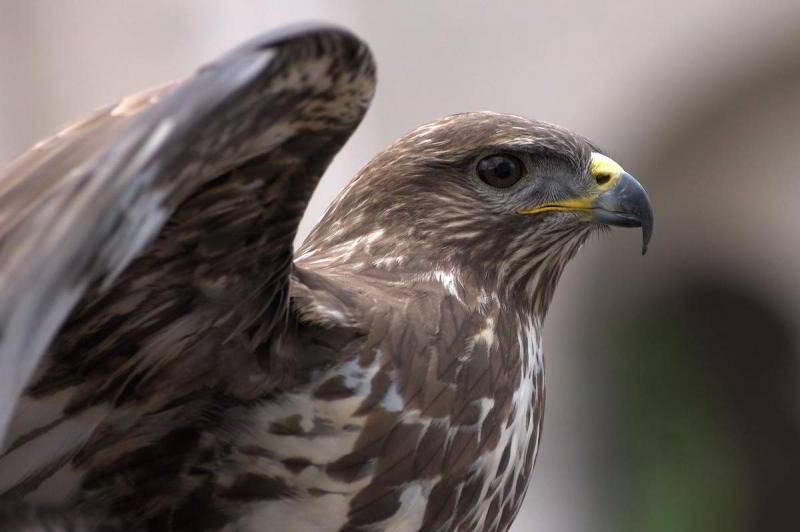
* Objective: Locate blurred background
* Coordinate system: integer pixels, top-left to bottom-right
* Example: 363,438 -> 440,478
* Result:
2,1 -> 800,530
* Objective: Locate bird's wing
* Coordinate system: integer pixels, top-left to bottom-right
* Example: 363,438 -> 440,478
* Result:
0,24 -> 376,442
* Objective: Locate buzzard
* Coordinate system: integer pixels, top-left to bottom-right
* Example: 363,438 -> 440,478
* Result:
0,24 -> 652,531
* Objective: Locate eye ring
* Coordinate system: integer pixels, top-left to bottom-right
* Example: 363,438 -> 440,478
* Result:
477,154 -> 525,188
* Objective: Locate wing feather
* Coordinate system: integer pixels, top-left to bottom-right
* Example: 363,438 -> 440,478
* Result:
0,24 -> 376,441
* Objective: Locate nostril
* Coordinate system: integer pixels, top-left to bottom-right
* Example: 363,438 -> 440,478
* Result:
595,173 -> 611,186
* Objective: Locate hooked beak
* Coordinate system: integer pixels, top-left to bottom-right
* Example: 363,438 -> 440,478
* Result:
591,171 -> 653,255
518,153 -> 654,254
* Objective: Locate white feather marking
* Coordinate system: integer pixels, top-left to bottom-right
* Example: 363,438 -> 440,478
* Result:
380,381 -> 404,412
237,494 -> 351,532
474,317 -> 496,348
309,302 -> 346,324
295,246 -> 317,261
103,189 -> 169,287
467,313 -> 542,529
124,119 -> 174,173
229,50 -> 274,85
422,270 -> 461,301
110,86 -> 165,117
373,255 -> 405,268
383,479 -> 439,532
476,397 -> 495,429
306,228 -> 387,266
238,353 -> 381,464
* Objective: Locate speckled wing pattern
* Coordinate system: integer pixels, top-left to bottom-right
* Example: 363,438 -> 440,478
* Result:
0,25 -> 563,532
0,25 -> 375,441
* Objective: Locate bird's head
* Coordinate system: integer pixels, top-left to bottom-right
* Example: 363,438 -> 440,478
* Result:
303,112 -> 652,305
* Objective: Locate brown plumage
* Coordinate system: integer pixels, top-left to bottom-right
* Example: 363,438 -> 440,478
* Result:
0,24 -> 652,531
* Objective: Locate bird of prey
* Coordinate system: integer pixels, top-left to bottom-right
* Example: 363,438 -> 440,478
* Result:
0,24 -> 652,532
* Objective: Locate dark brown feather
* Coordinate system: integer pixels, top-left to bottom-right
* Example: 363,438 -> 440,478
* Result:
0,24 -> 375,439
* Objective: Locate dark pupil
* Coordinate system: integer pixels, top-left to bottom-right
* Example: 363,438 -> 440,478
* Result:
478,155 -> 521,187
492,160 -> 512,178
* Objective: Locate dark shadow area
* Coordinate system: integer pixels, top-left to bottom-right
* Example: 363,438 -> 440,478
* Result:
599,277 -> 800,531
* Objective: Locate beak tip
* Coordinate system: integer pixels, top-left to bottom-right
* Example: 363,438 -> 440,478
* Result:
640,209 -> 653,256
592,171 -> 653,256
641,221 -> 652,255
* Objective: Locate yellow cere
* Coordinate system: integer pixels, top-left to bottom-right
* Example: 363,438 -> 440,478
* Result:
519,152 -> 625,215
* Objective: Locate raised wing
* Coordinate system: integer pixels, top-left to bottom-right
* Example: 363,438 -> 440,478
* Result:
0,24 -> 376,442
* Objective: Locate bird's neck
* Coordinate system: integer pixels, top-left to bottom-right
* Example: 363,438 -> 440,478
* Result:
297,222 -> 590,321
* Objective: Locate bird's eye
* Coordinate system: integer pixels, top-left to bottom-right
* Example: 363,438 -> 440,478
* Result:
477,154 -> 524,188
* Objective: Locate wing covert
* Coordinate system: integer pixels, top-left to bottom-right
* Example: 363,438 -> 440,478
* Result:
0,24 -> 376,441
